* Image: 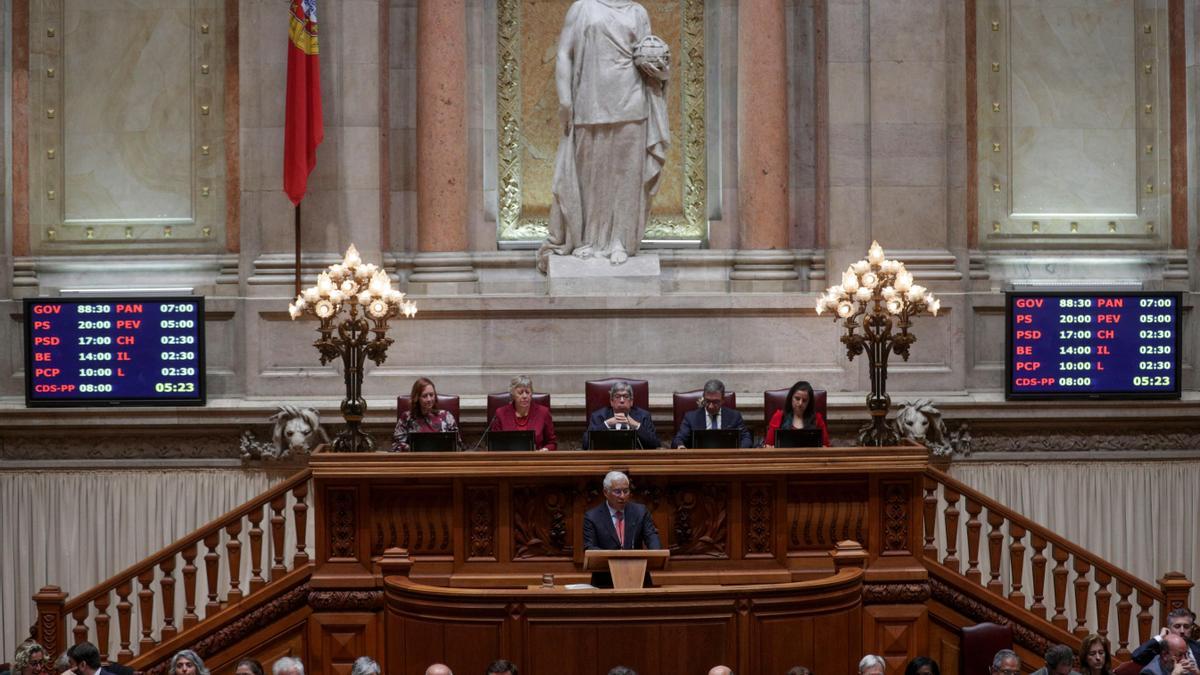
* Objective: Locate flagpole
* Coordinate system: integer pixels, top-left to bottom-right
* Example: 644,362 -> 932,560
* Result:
294,203 -> 302,297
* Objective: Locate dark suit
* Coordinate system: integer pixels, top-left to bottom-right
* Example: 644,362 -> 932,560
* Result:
672,406 -> 752,448
583,406 -> 659,449
1139,657 -> 1173,675
1132,636 -> 1200,666
582,501 -> 661,587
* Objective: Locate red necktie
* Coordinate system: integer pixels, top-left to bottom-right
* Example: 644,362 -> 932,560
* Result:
615,510 -> 625,547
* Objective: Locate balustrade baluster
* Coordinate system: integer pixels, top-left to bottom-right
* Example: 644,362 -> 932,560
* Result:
248,505 -> 266,592
986,510 -> 1004,594
1030,534 -> 1048,618
137,568 -> 156,652
1008,524 -> 1027,606
964,498 -> 983,584
1095,570 -> 1112,639
942,488 -> 961,572
203,533 -> 221,614
1073,557 -> 1091,637
159,558 -> 178,640
181,544 -> 199,629
1135,590 -> 1154,644
115,581 -> 133,662
270,494 -> 288,578
292,482 -> 310,566
1050,545 -> 1070,630
1115,580 -> 1133,658
226,521 -> 244,603
94,594 -> 111,661
922,476 -> 937,557
72,605 -> 89,646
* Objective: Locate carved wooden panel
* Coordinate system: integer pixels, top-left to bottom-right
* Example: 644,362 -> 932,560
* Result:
368,485 -> 453,557
864,605 -> 927,673
465,485 -> 497,561
743,482 -> 775,558
512,484 -> 574,560
787,479 -> 868,551
308,613 -> 379,675
882,480 -> 912,554
327,487 -> 358,560
668,483 -> 729,559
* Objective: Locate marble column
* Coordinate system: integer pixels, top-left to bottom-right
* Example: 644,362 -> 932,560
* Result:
411,0 -> 478,292
731,0 -> 798,290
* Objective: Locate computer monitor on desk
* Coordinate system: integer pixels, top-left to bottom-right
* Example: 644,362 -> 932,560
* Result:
588,429 -> 638,450
774,428 -> 822,448
691,429 -> 740,449
408,432 -> 457,452
487,430 -> 535,452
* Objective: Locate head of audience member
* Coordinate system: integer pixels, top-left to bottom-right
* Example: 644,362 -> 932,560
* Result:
485,660 -> 518,675
272,657 -> 305,675
1160,634 -> 1189,672
13,641 -> 48,675
425,665 -> 453,675
1166,608 -> 1197,641
510,375 -> 534,415
1079,634 -> 1110,675
783,381 -> 817,427
410,377 -> 439,417
169,650 -> 210,675
859,655 -> 885,675
991,650 -> 1021,675
603,470 -> 631,511
785,668 -> 812,675
606,668 -> 637,675
700,379 -> 726,414
54,651 -> 71,675
708,667 -> 733,675
350,657 -> 380,675
905,657 -> 940,675
234,660 -> 265,675
66,643 -> 101,675
609,381 -> 635,415
1043,644 -> 1074,675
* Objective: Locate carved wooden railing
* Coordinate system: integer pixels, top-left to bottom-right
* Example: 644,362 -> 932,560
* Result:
922,469 -> 1192,658
31,468 -> 313,662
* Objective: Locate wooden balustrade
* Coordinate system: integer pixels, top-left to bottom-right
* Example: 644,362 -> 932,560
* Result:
29,469 -> 313,662
923,469 -> 1186,657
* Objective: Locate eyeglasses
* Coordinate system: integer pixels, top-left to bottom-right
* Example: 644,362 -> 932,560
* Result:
612,393 -> 631,400
608,487 -> 630,495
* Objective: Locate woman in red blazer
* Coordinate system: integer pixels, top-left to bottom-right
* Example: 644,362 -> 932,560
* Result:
492,375 -> 557,451
764,380 -> 829,447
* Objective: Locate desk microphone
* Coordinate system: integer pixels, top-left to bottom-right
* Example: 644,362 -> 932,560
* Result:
469,413 -> 499,452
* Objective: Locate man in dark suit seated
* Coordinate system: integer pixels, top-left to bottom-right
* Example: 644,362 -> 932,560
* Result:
1133,608 -> 1200,666
672,379 -> 752,449
1139,634 -> 1195,675
582,470 -> 661,587
583,380 -> 659,449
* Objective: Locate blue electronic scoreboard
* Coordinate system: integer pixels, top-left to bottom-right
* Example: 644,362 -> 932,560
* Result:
1006,291 -> 1181,400
24,297 -> 206,406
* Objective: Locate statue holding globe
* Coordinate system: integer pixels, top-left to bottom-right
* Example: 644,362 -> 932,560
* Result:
537,0 -> 671,271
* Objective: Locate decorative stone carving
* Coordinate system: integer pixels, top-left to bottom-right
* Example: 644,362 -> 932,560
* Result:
512,485 -> 573,559
895,399 -> 955,456
669,483 -> 728,558
864,582 -> 931,605
240,405 -> 329,461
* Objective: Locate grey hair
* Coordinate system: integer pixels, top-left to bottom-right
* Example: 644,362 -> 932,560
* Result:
703,379 -> 725,395
171,651 -> 211,675
350,658 -> 379,675
510,375 -> 533,393
991,650 -> 1019,670
603,470 -> 629,491
608,380 -> 633,398
54,651 -> 71,673
607,668 -> 638,675
858,655 -> 885,673
1044,645 -> 1074,669
273,658 -> 305,675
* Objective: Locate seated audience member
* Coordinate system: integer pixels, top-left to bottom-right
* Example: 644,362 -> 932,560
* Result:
67,643 -> 113,675
1134,609 -> 1200,665
1032,645 -> 1079,675
764,380 -> 829,447
486,661 -> 518,675
1080,634 -> 1112,675
393,377 -> 461,451
493,375 -> 557,451
273,657 -> 305,675
1140,634 -> 1196,675
234,661 -> 265,675
991,650 -> 1021,675
607,668 -> 637,675
169,651 -> 210,675
12,642 -> 47,675
583,470 -> 661,587
426,666 -> 453,675
905,657 -> 941,675
859,656 -> 885,675
350,658 -> 379,675
786,668 -> 812,675
584,380 -> 658,449
672,379 -> 752,448
53,651 -> 71,675
708,667 -> 733,675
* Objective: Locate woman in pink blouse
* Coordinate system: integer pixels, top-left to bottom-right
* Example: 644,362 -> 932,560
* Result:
492,375 -> 557,451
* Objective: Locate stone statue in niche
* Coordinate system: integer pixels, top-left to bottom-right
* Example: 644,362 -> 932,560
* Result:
240,405 -> 329,460
536,0 -> 671,273
894,399 -> 954,456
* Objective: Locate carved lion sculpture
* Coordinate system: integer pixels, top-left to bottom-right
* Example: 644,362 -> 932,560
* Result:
895,399 -> 953,456
241,405 -> 329,460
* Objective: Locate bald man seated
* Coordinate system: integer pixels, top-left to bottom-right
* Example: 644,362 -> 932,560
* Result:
425,666 -> 453,675
708,667 -> 733,675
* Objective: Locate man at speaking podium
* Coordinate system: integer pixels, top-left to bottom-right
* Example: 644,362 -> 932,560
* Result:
582,471 -> 661,588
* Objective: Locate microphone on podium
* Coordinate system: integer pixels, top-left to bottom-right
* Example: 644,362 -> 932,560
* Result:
469,412 -> 500,452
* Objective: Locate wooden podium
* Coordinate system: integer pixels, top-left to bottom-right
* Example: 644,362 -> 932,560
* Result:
583,549 -> 670,589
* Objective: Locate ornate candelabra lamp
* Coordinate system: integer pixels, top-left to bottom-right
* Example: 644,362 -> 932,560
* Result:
288,245 -> 417,452
816,241 -> 941,446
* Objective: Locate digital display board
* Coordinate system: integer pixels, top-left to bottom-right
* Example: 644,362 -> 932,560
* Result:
24,297 -> 206,406
1006,291 -> 1181,400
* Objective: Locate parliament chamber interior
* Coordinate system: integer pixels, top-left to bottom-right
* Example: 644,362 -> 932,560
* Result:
1,1 -> 1199,675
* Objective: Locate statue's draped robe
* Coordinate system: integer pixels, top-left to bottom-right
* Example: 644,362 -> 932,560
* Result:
537,0 -> 670,271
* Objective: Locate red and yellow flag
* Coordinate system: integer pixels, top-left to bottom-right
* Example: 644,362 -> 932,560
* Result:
284,0 -> 324,205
